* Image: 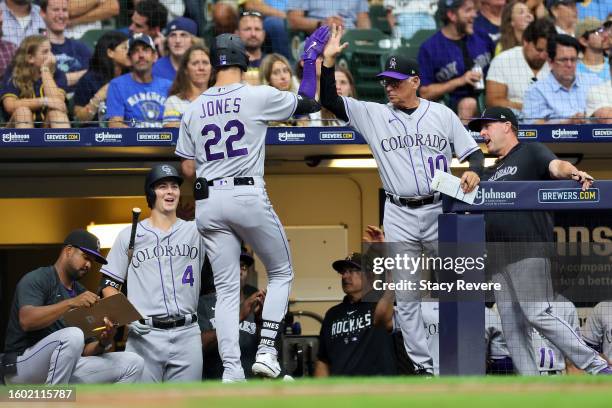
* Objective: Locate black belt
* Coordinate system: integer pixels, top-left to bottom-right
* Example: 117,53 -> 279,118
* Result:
386,193 -> 436,208
140,314 -> 198,330
207,177 -> 255,186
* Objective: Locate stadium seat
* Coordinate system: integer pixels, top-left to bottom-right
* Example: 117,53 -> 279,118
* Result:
81,29 -> 108,51
338,28 -> 393,103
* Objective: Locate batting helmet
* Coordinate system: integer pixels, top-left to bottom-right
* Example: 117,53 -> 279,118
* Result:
211,33 -> 249,72
145,164 -> 183,208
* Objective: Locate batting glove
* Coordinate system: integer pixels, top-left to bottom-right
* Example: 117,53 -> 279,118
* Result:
129,319 -> 151,336
301,25 -> 330,62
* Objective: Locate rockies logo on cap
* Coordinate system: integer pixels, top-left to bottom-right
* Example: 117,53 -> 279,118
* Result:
389,58 -> 397,69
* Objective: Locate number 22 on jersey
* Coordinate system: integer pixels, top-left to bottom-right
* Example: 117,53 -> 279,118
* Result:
202,120 -> 249,161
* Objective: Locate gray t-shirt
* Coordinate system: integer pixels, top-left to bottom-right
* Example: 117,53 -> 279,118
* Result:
4,266 -> 86,354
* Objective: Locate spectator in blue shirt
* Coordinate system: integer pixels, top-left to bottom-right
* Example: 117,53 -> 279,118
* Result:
522,34 -> 602,124
0,35 -> 69,128
1,0 -> 45,47
106,33 -> 171,128
419,0 -> 493,122
576,18 -> 610,82
244,0 -> 293,61
41,0 -> 91,91
153,17 -> 199,81
287,0 -> 371,35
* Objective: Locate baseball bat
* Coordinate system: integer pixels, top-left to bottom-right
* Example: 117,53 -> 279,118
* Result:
127,207 -> 141,263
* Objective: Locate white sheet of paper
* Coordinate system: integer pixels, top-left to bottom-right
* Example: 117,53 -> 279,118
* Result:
430,171 -> 479,204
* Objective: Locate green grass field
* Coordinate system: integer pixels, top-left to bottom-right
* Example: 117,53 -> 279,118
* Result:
4,376 -> 610,408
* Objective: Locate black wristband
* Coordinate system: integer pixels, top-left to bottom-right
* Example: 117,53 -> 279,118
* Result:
316,20 -> 322,28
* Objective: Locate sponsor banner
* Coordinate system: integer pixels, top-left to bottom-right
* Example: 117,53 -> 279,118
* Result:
517,129 -> 537,139
44,132 -> 80,142
136,131 -> 173,142
319,131 -> 355,141
551,128 -> 579,140
444,181 -> 612,212
1,131 -> 30,144
538,188 -> 599,204
593,128 -> 612,138
94,131 -> 123,143
277,130 -> 306,143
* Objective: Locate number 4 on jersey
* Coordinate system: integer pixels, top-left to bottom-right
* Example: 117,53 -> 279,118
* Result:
182,265 -> 194,286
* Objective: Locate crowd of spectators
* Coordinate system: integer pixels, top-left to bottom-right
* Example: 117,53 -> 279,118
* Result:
0,0 -> 610,127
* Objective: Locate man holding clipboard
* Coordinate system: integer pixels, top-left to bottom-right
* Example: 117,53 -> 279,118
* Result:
1,230 -> 144,385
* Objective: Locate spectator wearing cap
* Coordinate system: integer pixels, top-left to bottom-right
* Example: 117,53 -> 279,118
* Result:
128,0 -> 168,55
474,0 -> 505,45
63,0 -> 120,40
522,33 -> 602,124
0,10 -> 16,78
2,229 -> 145,385
243,0 -> 293,61
41,0 -> 92,90
287,0 -> 371,35
198,250 -> 264,379
0,0 -> 45,47
383,0 -> 437,41
153,17 -> 199,81
486,18 -> 555,116
314,252 -> 400,377
576,18 -> 610,82
106,33 -> 172,128
418,0 -> 494,121
584,18 -> 612,123
547,0 -> 582,36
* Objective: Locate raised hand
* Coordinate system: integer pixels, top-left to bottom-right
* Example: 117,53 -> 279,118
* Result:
322,24 -> 349,66
302,25 -> 331,62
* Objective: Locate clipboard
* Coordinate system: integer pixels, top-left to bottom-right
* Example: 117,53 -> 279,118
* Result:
63,293 -> 143,338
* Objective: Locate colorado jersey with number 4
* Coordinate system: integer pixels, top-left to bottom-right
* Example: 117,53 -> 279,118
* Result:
100,218 -> 204,317
176,83 -> 298,179
341,96 -> 479,197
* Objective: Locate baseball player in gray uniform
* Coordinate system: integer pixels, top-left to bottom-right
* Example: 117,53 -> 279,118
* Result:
532,295 -> 580,374
175,33 -> 324,381
583,301 -> 612,362
485,304 -> 513,374
100,164 -> 204,382
320,25 -> 483,374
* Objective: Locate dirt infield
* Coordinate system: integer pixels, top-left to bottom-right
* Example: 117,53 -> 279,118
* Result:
3,377 -> 612,408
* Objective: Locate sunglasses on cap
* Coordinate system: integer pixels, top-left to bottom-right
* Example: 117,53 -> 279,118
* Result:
241,11 -> 263,18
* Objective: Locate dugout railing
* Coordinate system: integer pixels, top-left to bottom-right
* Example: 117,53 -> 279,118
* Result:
439,180 -> 612,375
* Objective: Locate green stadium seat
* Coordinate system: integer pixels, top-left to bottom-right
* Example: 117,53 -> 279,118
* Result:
338,28 -> 393,103
81,29 -> 108,51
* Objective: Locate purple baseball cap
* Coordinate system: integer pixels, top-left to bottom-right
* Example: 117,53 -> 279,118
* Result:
377,55 -> 420,80
64,229 -> 107,265
165,17 -> 198,36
